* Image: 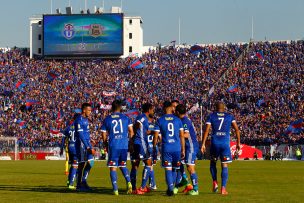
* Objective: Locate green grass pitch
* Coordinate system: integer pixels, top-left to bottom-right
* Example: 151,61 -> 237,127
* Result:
0,160 -> 303,203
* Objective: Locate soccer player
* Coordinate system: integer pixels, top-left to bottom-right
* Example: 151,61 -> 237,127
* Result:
101,100 -> 134,195
130,103 -> 155,194
60,114 -> 79,189
147,118 -> 159,190
201,102 -> 241,195
175,104 -> 199,195
172,101 -> 191,193
74,103 -> 95,191
153,101 -> 185,196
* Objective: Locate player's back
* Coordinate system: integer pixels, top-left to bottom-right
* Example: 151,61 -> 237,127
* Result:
133,113 -> 149,146
181,116 -> 199,151
155,114 -> 183,153
74,115 -> 90,146
63,122 -> 76,151
147,122 -> 155,149
63,122 -> 76,144
207,112 -> 235,145
102,112 -> 131,149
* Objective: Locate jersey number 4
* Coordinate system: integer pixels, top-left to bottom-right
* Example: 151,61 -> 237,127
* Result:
112,119 -> 123,134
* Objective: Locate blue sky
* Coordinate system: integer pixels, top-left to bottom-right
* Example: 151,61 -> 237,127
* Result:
0,0 -> 303,47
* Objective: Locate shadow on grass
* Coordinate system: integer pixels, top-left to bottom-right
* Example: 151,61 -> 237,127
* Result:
0,185 -> 115,195
0,185 -> 167,196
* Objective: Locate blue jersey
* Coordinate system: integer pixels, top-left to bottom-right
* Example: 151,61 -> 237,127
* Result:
74,115 -> 92,149
154,114 -> 183,153
133,113 -> 150,147
101,112 -> 133,150
61,122 -> 76,153
206,112 -> 236,145
147,122 -> 155,149
181,116 -> 199,152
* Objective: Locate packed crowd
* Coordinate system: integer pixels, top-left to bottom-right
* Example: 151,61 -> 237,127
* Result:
0,41 -> 303,148
212,41 -> 304,145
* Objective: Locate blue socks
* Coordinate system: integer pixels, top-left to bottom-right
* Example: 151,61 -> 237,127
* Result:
82,162 -> 91,183
176,170 -> 182,185
68,166 -> 77,185
210,161 -> 217,181
172,169 -> 177,185
120,167 -> 131,183
149,169 -> 156,187
190,173 -> 198,191
221,167 -> 228,188
130,168 -> 137,190
110,170 -> 118,191
165,170 -> 174,191
77,163 -> 84,187
141,166 -> 151,188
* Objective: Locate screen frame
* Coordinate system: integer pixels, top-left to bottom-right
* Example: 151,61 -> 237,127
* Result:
42,13 -> 124,58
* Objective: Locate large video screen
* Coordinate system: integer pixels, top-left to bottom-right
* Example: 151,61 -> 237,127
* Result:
43,14 -> 123,57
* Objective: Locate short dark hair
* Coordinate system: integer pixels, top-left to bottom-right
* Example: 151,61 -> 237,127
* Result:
81,103 -> 91,111
142,103 -> 153,113
176,104 -> 187,114
73,113 -> 79,120
171,100 -> 179,104
112,100 -> 122,112
163,101 -> 172,109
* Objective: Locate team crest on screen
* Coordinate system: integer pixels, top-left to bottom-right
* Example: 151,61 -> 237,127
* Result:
89,24 -> 103,38
62,23 -> 75,40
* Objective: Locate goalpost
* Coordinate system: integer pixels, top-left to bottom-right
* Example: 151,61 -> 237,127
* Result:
0,137 -> 19,160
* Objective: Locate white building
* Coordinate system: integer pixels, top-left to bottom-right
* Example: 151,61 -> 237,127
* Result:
29,7 -> 144,58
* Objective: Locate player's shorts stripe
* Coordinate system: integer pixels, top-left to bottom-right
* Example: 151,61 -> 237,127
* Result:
222,160 -> 232,163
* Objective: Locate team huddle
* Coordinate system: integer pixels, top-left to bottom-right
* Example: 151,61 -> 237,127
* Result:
60,100 -> 241,196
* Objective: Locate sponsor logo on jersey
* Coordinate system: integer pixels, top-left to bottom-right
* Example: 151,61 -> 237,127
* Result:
164,160 -> 171,166
165,117 -> 173,120
109,160 -> 116,166
111,115 -> 120,118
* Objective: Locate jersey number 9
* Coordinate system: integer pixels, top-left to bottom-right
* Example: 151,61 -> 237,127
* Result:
168,123 -> 174,137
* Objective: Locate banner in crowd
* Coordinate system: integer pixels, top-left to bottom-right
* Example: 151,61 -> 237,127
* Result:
285,119 -> 303,135
129,59 -> 145,69
124,109 -> 140,118
190,45 -> 203,54
102,91 -> 116,97
227,84 -> 238,93
100,104 -> 112,110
